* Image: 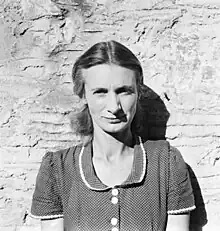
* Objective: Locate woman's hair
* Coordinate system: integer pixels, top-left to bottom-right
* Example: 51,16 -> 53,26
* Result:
71,40 -> 144,143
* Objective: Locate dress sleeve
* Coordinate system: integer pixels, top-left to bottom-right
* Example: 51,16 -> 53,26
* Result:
167,146 -> 196,214
30,152 -> 63,219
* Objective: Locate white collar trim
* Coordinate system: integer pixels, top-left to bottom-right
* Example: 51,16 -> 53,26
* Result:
79,136 -> 146,190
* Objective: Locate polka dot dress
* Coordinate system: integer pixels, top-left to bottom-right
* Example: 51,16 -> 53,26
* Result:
31,137 -> 195,231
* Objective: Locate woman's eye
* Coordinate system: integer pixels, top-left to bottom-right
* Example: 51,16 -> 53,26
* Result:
118,89 -> 133,94
93,89 -> 107,95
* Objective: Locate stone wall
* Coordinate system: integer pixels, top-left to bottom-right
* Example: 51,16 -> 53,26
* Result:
0,0 -> 219,230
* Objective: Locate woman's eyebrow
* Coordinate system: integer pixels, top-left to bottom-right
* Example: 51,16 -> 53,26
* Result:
116,85 -> 135,91
91,87 -> 108,91
90,85 -> 135,92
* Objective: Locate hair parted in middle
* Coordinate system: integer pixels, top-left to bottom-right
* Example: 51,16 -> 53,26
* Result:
71,40 -> 144,143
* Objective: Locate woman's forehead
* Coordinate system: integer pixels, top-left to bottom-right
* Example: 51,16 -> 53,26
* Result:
82,64 -> 137,87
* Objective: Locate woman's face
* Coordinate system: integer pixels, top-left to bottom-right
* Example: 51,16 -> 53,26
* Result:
83,64 -> 138,135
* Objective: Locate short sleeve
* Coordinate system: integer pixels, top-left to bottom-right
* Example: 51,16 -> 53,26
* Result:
167,146 -> 196,214
30,152 -> 63,219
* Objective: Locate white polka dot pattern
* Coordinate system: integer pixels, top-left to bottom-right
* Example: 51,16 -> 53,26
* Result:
31,138 -> 195,230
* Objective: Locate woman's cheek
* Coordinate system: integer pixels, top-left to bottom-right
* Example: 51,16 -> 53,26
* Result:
88,98 -> 105,113
122,96 -> 137,112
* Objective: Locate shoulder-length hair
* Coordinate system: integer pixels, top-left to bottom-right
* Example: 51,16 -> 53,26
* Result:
71,40 -> 144,144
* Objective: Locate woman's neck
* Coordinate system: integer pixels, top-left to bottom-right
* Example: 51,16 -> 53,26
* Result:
92,126 -> 134,163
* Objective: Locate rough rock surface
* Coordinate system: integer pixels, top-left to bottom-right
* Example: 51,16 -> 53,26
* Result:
0,0 -> 219,230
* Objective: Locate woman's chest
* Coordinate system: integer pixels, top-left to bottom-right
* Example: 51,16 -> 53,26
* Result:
92,155 -> 134,187
62,183 -> 167,231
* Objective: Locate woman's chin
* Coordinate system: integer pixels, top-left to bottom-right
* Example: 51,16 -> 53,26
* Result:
101,123 -> 130,134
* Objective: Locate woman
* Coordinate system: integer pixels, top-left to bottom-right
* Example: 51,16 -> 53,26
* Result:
31,40 -> 195,231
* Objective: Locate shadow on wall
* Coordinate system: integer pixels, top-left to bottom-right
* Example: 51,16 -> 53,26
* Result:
138,84 -> 170,140
139,84 -> 208,230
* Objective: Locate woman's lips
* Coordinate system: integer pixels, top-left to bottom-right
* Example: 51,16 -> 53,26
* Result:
103,116 -> 126,122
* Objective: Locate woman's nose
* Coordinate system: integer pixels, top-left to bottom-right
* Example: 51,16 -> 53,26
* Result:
107,93 -> 121,114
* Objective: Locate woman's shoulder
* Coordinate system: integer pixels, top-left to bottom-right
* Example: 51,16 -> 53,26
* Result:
41,144 -> 83,166
142,139 -> 181,151
142,139 -> 169,146
141,139 -> 183,162
141,139 -> 169,155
